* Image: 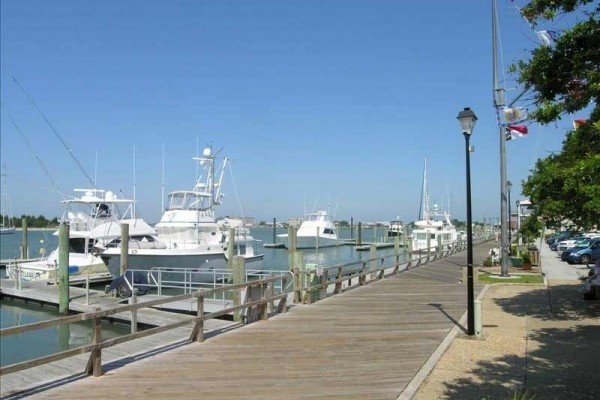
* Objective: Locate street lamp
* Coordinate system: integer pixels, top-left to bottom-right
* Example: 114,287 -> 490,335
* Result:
507,180 -> 512,254
457,106 -> 477,336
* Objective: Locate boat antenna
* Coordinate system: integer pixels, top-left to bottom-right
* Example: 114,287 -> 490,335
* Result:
418,159 -> 426,220
12,77 -> 95,188
94,150 -> 98,190
161,142 -> 165,213
133,144 -> 137,218
1,105 -> 65,200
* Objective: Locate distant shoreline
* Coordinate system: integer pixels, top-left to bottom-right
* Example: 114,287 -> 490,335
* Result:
12,227 -> 57,231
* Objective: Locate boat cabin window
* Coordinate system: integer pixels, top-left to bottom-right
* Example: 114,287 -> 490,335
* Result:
323,228 -> 335,235
69,238 -> 86,253
416,233 -> 427,240
94,203 -> 111,218
168,192 -> 211,211
430,233 -> 436,239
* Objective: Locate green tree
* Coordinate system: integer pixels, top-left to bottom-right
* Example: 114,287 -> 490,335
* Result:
519,215 -> 544,246
512,0 -> 600,229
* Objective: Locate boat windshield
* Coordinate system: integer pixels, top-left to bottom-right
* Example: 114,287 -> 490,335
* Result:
168,191 -> 211,211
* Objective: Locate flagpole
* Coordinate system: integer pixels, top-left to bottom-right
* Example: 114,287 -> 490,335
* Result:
492,0 -> 510,277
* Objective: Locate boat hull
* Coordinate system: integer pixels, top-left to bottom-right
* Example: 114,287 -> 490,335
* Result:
278,234 -> 338,249
6,254 -> 109,281
0,227 -> 16,234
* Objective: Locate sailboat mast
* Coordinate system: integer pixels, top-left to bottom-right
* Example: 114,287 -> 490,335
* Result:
492,0 -> 510,276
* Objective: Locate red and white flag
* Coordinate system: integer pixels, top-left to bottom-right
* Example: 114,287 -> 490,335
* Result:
573,118 -> 587,129
505,125 -> 528,141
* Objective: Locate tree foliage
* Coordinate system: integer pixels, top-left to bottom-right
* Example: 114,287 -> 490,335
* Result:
519,215 -> 543,245
513,0 -> 600,229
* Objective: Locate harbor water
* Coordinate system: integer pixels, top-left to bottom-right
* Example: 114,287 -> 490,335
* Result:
0,225 -> 405,367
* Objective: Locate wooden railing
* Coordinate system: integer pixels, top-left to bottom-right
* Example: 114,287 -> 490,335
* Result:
0,274 -> 288,377
293,237 -> 482,304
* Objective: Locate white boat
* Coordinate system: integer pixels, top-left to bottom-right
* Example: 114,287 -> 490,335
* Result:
388,217 -> 406,241
411,160 -> 458,253
7,189 -> 155,281
98,146 -> 264,283
278,210 -> 338,249
0,165 -> 16,234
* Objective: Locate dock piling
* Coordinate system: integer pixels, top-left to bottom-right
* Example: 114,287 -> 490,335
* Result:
58,223 -> 70,315
21,218 -> 28,259
119,223 -> 129,276
358,222 -> 362,246
130,290 -> 138,334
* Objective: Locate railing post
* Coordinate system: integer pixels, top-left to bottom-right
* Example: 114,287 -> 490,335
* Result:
370,245 -> 377,279
277,276 -> 288,313
260,282 -> 268,320
320,270 -> 328,300
86,275 -> 90,305
232,255 -> 246,323
190,293 -> 205,342
437,234 -> 443,259
267,273 -> 275,313
85,307 -> 102,376
394,237 -> 400,273
21,218 -> 28,259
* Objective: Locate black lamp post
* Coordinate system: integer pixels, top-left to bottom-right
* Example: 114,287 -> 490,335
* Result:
457,107 -> 477,336
507,180 -> 512,254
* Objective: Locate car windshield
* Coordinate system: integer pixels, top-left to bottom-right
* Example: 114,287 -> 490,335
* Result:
574,240 -> 589,247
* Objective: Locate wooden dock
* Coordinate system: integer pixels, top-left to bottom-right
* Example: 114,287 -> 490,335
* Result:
355,242 -> 398,251
4,242 -> 496,400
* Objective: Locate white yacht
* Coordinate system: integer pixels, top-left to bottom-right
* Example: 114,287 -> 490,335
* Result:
278,210 -> 338,249
7,189 -> 155,281
411,160 -> 458,253
98,147 -> 263,282
387,218 -> 405,241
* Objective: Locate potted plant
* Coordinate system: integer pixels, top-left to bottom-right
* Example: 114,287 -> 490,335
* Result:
521,252 -> 532,270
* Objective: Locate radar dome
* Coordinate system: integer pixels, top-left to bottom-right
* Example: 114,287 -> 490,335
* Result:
203,147 -> 212,157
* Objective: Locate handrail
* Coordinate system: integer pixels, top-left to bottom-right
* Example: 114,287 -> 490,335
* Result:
0,273 -> 288,377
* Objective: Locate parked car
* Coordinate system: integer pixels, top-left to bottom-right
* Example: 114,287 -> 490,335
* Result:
557,235 -> 600,255
549,232 -> 581,249
566,239 -> 600,265
561,240 -> 592,261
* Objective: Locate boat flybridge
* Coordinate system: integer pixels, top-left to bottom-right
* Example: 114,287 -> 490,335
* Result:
279,210 -> 338,249
7,188 -> 156,281
99,146 -> 263,285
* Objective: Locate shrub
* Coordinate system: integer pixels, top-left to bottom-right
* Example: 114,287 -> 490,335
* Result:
521,252 -> 532,264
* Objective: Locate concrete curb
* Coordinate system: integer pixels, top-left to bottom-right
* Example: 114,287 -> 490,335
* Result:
397,284 -> 491,400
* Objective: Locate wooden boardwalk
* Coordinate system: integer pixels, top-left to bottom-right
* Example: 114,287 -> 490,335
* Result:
4,241 -> 496,400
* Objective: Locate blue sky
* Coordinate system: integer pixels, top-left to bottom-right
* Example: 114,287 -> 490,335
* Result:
0,1 -> 583,224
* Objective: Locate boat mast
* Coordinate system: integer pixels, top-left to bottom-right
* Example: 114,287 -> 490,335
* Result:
492,0 -> 509,276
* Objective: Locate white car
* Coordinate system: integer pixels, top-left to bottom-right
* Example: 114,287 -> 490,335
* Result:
558,234 -> 600,255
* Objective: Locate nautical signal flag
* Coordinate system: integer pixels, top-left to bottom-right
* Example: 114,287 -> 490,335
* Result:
535,30 -> 558,46
499,106 -> 528,126
505,125 -> 528,141
573,118 -> 587,129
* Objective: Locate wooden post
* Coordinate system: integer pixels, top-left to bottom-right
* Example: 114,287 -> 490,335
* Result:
383,226 -> 389,243
373,225 -> 377,243
119,223 -> 129,276
394,237 -> 400,273
293,251 -> 304,303
287,226 -> 294,272
191,294 -> 205,342
232,255 -> 245,323
426,234 -> 431,262
58,223 -> 70,315
437,234 -> 443,258
129,290 -> 138,334
358,222 -> 362,246
370,244 -> 377,279
227,228 -> 235,272
272,217 -> 276,244
350,217 -> 354,239
21,218 -> 28,259
85,308 -> 102,376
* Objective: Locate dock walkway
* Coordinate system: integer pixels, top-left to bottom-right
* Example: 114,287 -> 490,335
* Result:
7,241 -> 496,400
